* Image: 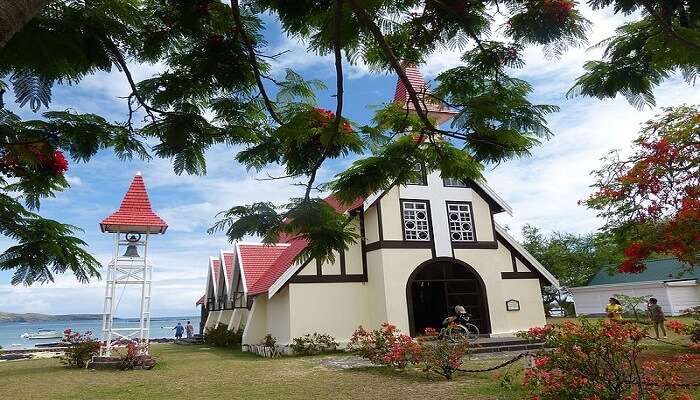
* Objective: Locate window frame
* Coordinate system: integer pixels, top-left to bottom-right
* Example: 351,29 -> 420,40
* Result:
406,163 -> 428,186
400,199 -> 433,242
442,177 -> 468,187
445,201 -> 477,242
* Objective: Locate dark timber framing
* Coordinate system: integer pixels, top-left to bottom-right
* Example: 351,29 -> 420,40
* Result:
288,211 -> 368,285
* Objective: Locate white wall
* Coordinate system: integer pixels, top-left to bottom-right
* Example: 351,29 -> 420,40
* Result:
667,283 -> 700,314
570,282 -> 672,315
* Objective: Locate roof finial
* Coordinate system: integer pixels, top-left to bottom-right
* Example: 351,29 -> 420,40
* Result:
135,170 -> 142,176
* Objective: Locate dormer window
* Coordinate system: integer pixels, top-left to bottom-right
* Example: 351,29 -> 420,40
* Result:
401,200 -> 431,241
407,163 -> 427,185
447,202 -> 475,241
443,177 -> 467,187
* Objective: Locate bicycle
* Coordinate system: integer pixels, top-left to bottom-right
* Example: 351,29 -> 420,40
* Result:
443,314 -> 480,342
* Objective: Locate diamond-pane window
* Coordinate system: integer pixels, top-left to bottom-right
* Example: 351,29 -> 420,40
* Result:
447,203 -> 475,241
402,201 -> 430,241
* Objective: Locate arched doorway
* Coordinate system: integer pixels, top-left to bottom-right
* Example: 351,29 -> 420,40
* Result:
406,258 -> 490,336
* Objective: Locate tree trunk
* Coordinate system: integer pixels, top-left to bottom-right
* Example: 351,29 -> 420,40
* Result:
0,0 -> 53,49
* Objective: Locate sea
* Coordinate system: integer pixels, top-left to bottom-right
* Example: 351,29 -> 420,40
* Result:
0,316 -> 200,349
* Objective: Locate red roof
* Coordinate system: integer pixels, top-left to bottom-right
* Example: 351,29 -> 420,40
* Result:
211,258 -> 221,287
221,251 -> 234,286
393,63 -> 456,125
100,173 -> 168,233
246,194 -> 364,295
238,244 -> 290,294
196,295 -> 205,306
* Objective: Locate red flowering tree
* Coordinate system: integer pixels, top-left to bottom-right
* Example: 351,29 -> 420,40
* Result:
583,106 -> 700,273
520,318 -> 700,400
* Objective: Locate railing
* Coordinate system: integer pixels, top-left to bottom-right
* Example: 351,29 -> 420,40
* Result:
206,297 -> 216,311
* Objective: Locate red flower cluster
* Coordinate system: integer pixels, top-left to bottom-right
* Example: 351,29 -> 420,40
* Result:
666,320 -> 689,335
521,318 -> 697,400
542,0 -> 574,23
312,107 -> 353,133
526,324 -> 555,340
0,146 -> 68,177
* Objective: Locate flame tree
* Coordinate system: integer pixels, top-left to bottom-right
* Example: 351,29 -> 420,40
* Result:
583,105 -> 700,273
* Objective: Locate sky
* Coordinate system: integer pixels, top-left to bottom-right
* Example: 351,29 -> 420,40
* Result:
1,5 -> 698,317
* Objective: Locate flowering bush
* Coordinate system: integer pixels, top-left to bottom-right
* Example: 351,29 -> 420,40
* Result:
520,318 -> 698,399
290,332 -> 339,356
119,341 -> 156,370
416,327 -> 470,380
667,308 -> 700,345
349,324 -> 470,379
348,323 -> 421,369
61,330 -> 100,368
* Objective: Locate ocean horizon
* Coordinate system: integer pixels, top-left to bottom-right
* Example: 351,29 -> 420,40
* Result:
0,316 -> 201,349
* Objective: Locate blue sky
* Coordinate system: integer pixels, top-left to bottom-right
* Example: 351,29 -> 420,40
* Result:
1,5 -> 698,317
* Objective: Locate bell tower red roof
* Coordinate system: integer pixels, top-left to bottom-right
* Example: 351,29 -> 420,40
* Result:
100,172 -> 168,234
393,63 -> 457,125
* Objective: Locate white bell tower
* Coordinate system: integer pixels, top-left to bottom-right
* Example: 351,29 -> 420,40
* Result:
99,172 -> 167,356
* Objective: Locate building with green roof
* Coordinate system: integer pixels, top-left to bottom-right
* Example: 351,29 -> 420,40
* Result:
570,258 -> 700,316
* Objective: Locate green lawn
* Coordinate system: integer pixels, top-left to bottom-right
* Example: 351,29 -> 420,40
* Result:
1,320 -> 698,400
1,345 -> 529,400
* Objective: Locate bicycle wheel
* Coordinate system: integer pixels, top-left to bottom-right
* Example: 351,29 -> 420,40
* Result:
447,326 -> 468,343
463,323 -> 480,340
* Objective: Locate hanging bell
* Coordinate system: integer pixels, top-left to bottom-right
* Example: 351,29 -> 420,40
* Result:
123,244 -> 140,258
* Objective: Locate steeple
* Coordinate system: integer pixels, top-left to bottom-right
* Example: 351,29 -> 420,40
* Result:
100,172 -> 168,234
393,63 -> 457,126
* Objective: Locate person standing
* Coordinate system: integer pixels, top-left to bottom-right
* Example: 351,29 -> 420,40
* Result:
185,321 -> 194,339
173,322 -> 184,340
647,298 -> 667,338
605,297 -> 624,320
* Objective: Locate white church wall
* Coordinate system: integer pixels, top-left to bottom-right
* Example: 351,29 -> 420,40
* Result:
345,218 -> 364,275
470,191 -> 495,242
266,285 -> 291,344
364,205 -> 380,243
287,282 -> 371,343
379,187 -> 403,241
242,296 -> 268,346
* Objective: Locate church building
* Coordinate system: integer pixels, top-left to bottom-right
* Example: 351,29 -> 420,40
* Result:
198,66 -> 558,348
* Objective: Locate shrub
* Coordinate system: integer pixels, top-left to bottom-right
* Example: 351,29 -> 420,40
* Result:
290,333 -> 339,356
61,329 -> 100,368
417,327 -> 470,380
348,323 -> 422,369
520,318 -> 699,399
204,324 -> 242,348
261,333 -> 277,348
62,341 -> 101,368
119,341 -> 156,370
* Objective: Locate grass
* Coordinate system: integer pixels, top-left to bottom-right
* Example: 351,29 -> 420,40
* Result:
1,316 -> 698,400
0,344 -> 531,400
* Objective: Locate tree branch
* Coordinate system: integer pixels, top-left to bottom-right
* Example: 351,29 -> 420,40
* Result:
230,0 -> 284,125
103,37 -> 166,120
347,0 -> 434,131
640,0 -> 700,52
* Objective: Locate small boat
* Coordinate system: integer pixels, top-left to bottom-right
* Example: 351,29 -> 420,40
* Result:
20,329 -> 62,339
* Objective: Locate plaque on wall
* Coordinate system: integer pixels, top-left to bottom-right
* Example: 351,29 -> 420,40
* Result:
505,299 -> 520,311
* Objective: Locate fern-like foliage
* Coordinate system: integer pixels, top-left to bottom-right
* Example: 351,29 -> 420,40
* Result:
11,70 -> 54,112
